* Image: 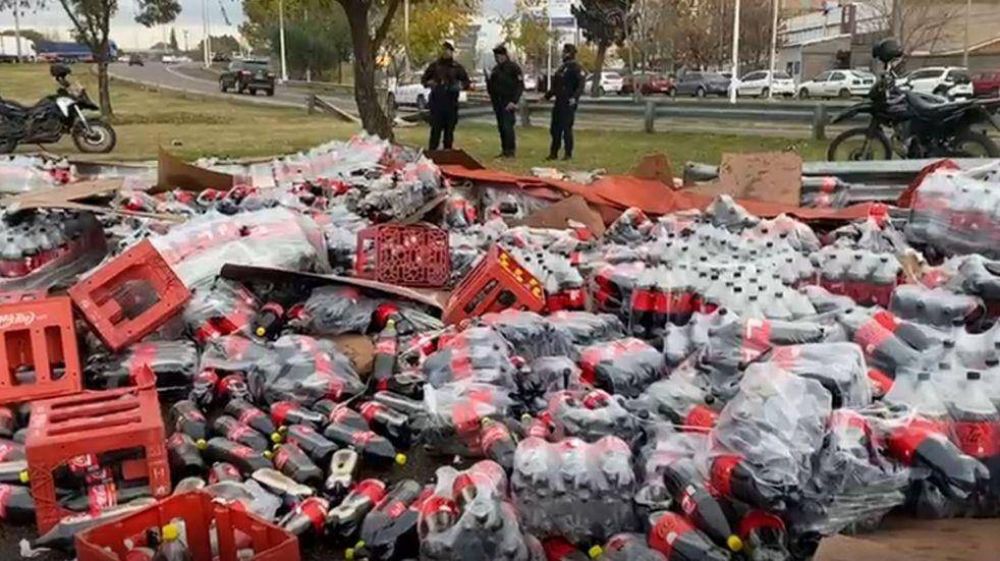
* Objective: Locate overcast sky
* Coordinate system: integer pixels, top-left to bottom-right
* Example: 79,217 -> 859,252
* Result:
0,0 -> 516,49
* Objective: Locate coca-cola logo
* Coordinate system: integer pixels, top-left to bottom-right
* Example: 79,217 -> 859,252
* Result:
0,312 -> 36,330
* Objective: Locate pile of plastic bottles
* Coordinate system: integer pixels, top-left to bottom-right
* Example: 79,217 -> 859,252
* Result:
3,139 -> 1000,561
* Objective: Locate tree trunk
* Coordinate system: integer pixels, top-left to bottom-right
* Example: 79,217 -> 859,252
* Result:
344,4 -> 393,139
590,43 -> 608,97
97,60 -> 113,117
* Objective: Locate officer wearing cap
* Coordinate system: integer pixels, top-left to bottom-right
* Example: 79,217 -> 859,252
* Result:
421,40 -> 471,150
544,43 -> 585,160
486,44 -> 524,158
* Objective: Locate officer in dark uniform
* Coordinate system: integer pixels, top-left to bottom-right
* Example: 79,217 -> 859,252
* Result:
544,43 -> 585,160
486,44 -> 524,158
421,40 -> 471,150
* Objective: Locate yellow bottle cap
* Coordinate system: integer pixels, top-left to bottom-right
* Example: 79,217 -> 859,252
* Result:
394,453 -> 407,466
587,545 -> 604,558
162,524 -> 179,542
263,449 -> 275,460
195,438 -> 207,450
255,326 -> 266,337
727,535 -> 744,552
18,470 -> 29,484
278,426 -> 288,434
386,319 -> 396,328
270,432 -> 283,444
344,549 -> 354,561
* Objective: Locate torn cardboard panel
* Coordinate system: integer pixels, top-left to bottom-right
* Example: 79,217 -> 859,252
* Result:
330,334 -> 375,379
424,149 -> 486,170
0,178 -> 184,222
219,264 -> 448,311
155,147 -> 236,194
514,195 -> 607,237
630,153 -> 675,186
715,152 -> 803,205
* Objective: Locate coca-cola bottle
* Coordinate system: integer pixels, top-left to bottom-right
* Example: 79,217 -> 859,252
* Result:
224,400 -> 279,439
285,424 -> 339,463
167,400 -> 207,441
358,401 -> 412,447
327,478 -> 388,541
253,302 -> 286,340
207,462 -> 242,484
647,511 -> 730,561
347,479 -> 424,561
323,422 -> 407,466
373,391 -> 424,418
709,454 -> 785,511
280,496 -> 329,537
663,459 -> 742,552
479,418 -> 516,471
314,400 -> 369,431
737,510 -> 789,561
203,437 -> 271,474
325,449 -> 359,500
212,416 -> 270,452
272,442 -> 324,487
166,433 -> 206,480
0,484 -> 36,524
270,401 -> 325,429
372,318 -> 399,392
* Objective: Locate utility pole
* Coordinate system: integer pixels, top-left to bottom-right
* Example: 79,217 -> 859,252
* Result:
404,0 -> 411,76
202,0 -> 210,67
546,3 -> 553,93
963,0 -> 972,67
767,0 -> 778,99
12,3 -> 22,63
279,0 -> 288,82
183,30 -> 189,53
729,0 -> 741,104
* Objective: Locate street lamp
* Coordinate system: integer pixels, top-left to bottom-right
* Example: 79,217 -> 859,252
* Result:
729,0 -> 741,104
279,0 -> 288,82
202,0 -> 211,68
767,0 -> 778,99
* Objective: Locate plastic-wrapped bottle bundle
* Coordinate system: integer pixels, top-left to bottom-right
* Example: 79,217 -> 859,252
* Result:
182,280 -> 259,343
248,334 -> 364,406
290,285 -> 381,336
627,377 -> 719,432
512,436 -> 638,545
0,210 -> 106,291
801,176 -> 850,209
837,308 -> 927,377
423,327 -> 518,390
545,311 -> 625,346
420,382 -> 515,457
634,426 -> 709,515
943,370 -> 1000,515
419,461 -> 535,561
762,343 -> 872,409
543,389 -> 642,443
605,208 -> 655,244
323,207 -> 370,274
578,338 -> 666,398
889,284 -> 984,327
480,311 -> 576,362
86,340 -> 200,392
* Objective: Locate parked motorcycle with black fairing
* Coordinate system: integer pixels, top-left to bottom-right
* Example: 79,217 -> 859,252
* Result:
827,39 -> 1000,161
0,63 -> 116,154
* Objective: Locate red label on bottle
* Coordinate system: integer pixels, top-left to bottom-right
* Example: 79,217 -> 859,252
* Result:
451,402 -> 480,441
88,483 -> 118,515
359,402 -> 383,424
331,407 -> 354,425
709,455 -> 741,498
376,338 -> 397,355
384,500 -> 406,519
352,431 -> 376,446
274,447 -> 290,470
867,369 -> 894,398
480,423 -> 510,453
271,402 -> 294,426
684,405 -> 719,432
738,510 -> 785,538
952,421 -> 1000,458
301,498 -> 327,532
0,484 -> 10,520
355,479 -> 388,504
678,486 -> 698,516
232,444 -> 254,460
228,424 -> 252,441
238,407 -> 262,425
741,319 -> 772,361
853,318 -> 892,357
649,512 -> 695,557
885,419 -> 940,465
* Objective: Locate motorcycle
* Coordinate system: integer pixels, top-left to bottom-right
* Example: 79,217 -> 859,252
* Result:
827,48 -> 1000,161
0,63 -> 117,154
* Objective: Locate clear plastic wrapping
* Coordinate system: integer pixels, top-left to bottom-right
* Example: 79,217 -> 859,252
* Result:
544,389 -> 642,443
291,285 -> 380,336
420,382 -> 515,457
181,279 -> 259,342
85,340 -> 200,391
0,210 -> 107,293
578,338 -> 665,398
763,343 -> 873,409
907,165 -> 1000,258
248,334 -> 364,406
424,327 -> 518,390
480,310 -> 575,362
889,284 -> 984,327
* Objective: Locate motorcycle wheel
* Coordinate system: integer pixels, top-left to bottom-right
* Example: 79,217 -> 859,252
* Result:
72,120 -> 117,153
950,130 -> 1000,157
827,127 -> 892,161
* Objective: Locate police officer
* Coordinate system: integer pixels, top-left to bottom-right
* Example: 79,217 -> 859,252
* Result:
544,43 -> 585,160
421,40 -> 471,151
486,44 -> 524,158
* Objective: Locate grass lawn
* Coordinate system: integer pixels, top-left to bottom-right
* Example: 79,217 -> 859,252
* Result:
0,63 -> 826,172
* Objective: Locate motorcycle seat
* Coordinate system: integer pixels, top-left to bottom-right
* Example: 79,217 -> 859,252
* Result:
906,91 -> 973,116
0,98 -> 31,114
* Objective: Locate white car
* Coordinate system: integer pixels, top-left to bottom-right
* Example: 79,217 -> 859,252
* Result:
390,73 -> 468,109
585,71 -> 624,95
899,67 -> 974,99
523,74 -> 538,92
797,69 -> 875,99
735,70 -> 796,97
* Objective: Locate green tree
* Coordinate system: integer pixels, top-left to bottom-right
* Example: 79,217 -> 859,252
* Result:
193,34 -> 241,59
169,27 -> 178,51
240,0 -> 352,80
50,0 -> 181,116
572,0 -> 635,96
500,0 -> 559,73
384,0 -> 478,73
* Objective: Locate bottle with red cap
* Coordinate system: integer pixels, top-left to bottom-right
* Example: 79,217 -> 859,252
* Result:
166,433 -> 206,480
207,462 -> 242,484
708,454 -> 786,512
272,441 -> 324,487
479,418 -> 516,471
328,478 -> 387,541
253,302 -> 286,340
599,533 -> 667,561
372,318 -> 399,392
203,437 -> 272,475
358,401 -> 412,447
373,391 -> 425,418
647,511 -> 730,561
346,479 -> 424,561
737,510 -> 789,561
212,415 -> 270,452
280,496 -> 330,537
167,400 -> 208,441
270,401 -> 325,429
224,399 -> 279,439
662,459 -> 742,553
323,421 -> 407,467
285,424 -> 339,463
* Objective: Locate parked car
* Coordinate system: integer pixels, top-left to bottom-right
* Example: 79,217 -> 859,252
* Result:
390,73 -> 468,109
471,72 -> 487,93
621,72 -> 673,95
670,71 -> 730,98
127,54 -> 144,67
584,71 -> 624,95
219,59 -> 276,96
523,74 -> 538,92
972,71 -> 1000,97
797,69 -> 874,99
212,52 -> 232,63
735,70 -> 795,97
898,66 -> 974,99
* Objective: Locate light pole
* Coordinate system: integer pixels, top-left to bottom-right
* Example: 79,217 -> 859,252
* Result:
183,29 -> 189,53
729,0 -> 741,104
546,6 -> 553,93
279,0 -> 288,82
767,0 -> 778,99
404,0 -> 410,76
201,0 -> 210,68
12,3 -> 22,63
963,0 -> 972,67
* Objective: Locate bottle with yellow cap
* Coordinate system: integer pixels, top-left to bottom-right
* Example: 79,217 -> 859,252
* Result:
167,433 -> 206,479
662,459 -> 742,554
252,301 -> 286,340
0,482 -> 37,524
152,523 -> 193,561
323,421 -> 407,467
348,479 -> 423,561
648,511 -> 731,561
371,318 -> 399,392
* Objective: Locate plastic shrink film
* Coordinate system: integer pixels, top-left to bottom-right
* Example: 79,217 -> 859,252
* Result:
545,311 -> 625,346
420,382 -> 515,457
248,334 -> 364,406
523,357 -> 584,403
578,338 -> 665,398
889,284 -> 984,327
635,425 -> 709,514
86,340 -> 200,391
480,310 -> 576,362
800,176 -> 850,209
419,460 -> 536,561
599,533 -> 668,561
324,206 -> 371,275
150,207 -> 329,289
626,375 -> 720,432
355,156 -> 444,219
708,365 -> 833,512
662,310 -> 740,367
543,389 -> 642,444
511,436 -> 638,545
291,285 -> 381,335
181,279 -> 259,343
0,209 -> 107,292
836,308 -> 930,377
906,166 -> 1000,258
0,155 -> 73,194
423,327 -> 518,390
762,343 -> 872,409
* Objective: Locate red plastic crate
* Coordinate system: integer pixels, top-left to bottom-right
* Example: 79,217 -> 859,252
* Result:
68,240 -> 191,352
25,382 -> 171,534
355,224 -> 450,288
0,296 -> 82,405
76,491 -> 300,561
443,245 -> 545,325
